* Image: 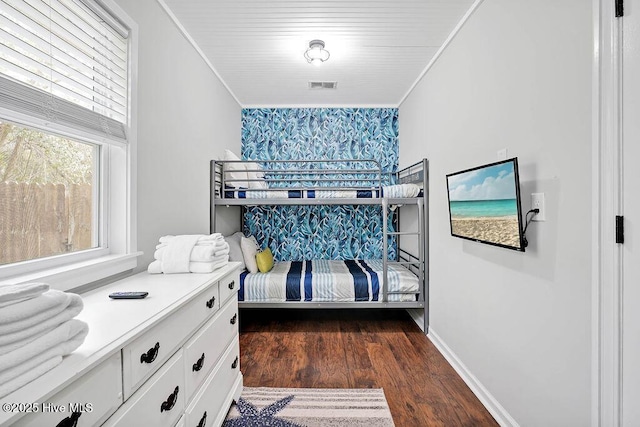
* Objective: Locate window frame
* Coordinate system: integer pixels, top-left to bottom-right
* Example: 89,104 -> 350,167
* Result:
0,0 -> 139,291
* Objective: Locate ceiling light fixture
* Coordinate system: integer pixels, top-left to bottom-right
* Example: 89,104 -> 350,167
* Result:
304,39 -> 330,65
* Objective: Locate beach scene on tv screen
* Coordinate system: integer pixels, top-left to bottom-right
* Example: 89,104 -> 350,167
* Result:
448,161 -> 522,249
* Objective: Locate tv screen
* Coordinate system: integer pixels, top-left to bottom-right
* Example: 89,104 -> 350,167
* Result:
446,158 -> 525,251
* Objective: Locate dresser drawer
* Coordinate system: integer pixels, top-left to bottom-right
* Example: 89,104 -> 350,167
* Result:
15,352 -> 122,427
122,282 -> 219,398
185,336 -> 241,427
184,296 -> 238,401
218,272 -> 239,305
104,349 -> 185,427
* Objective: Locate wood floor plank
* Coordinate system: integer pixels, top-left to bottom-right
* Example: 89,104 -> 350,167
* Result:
238,308 -> 498,426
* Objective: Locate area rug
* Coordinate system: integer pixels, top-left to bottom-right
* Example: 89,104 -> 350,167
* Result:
223,387 -> 395,426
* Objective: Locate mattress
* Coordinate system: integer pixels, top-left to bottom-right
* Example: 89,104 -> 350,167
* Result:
224,183 -> 421,199
239,259 -> 419,302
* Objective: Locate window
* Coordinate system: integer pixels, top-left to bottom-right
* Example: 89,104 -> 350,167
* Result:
0,0 -> 137,290
0,121 -> 98,265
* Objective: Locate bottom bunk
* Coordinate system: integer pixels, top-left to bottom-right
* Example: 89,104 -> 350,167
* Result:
239,259 -> 424,308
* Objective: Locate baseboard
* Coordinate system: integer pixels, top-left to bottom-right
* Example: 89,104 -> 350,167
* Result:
426,328 -> 520,427
407,308 -> 425,332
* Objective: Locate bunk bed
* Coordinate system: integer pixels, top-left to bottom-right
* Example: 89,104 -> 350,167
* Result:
209,157 -> 429,329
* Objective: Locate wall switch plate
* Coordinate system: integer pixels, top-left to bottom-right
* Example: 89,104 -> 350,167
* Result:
531,193 -> 545,221
497,148 -> 508,160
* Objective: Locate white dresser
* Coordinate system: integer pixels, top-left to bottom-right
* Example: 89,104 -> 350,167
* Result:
0,263 -> 242,427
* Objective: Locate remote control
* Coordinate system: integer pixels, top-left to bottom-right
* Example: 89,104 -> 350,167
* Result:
108,291 -> 149,299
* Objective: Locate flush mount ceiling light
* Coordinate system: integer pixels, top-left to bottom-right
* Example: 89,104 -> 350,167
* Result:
304,39 -> 330,65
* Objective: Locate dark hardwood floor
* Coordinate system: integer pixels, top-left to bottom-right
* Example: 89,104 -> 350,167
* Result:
238,308 -> 498,427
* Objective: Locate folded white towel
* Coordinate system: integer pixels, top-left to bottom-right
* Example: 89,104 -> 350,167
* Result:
0,283 -> 49,307
213,240 -> 230,251
0,291 -> 82,335
213,247 -> 230,257
155,239 -> 224,250
158,234 -> 223,244
210,257 -> 229,271
148,258 -> 229,274
0,324 -> 49,357
212,253 -> 230,263
0,294 -> 84,354
161,235 -> 201,274
0,356 -> 61,399
153,245 -> 216,263
190,257 -> 229,273
0,319 -> 88,398
189,261 -> 216,274
148,260 -> 162,274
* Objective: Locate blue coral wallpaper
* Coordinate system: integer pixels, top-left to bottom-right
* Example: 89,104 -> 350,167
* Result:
241,108 -> 398,261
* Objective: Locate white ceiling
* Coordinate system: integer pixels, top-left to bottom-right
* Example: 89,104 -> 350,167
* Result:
159,0 -> 476,107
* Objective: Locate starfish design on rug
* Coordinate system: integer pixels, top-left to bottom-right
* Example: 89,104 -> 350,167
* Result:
223,395 -> 304,427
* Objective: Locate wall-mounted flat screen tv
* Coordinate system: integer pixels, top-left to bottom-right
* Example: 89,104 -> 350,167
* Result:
446,158 -> 525,251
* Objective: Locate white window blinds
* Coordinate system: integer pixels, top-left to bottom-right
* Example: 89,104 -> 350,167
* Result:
0,0 -> 129,142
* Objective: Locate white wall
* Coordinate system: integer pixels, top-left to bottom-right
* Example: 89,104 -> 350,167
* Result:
115,0 -> 241,272
400,1 -> 592,425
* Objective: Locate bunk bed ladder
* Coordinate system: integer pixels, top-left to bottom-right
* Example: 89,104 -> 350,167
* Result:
382,199 -> 425,303
382,198 -> 389,303
422,158 -> 429,333
210,160 -> 216,233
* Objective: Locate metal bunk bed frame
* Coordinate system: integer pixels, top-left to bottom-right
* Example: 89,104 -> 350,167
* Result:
209,158 -> 429,331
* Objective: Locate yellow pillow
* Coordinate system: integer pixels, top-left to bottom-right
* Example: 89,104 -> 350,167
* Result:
255,248 -> 274,273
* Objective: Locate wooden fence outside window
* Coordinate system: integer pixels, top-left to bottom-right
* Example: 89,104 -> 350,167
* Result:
0,182 -> 93,265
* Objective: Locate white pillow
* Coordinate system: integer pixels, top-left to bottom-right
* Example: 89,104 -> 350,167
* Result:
246,161 -> 268,189
241,235 -> 260,274
223,149 -> 248,188
224,232 -> 245,271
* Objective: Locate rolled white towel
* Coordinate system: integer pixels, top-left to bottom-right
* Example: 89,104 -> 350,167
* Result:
0,283 -> 49,308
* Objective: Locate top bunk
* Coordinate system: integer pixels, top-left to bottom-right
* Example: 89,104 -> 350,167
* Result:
211,158 -> 428,206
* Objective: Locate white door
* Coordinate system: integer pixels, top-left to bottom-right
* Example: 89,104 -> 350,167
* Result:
622,1 -> 640,425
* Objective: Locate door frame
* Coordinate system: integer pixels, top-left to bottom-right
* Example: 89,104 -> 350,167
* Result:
593,0 -> 624,425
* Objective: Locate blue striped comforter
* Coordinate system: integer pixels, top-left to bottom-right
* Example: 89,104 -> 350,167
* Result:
239,259 -> 418,302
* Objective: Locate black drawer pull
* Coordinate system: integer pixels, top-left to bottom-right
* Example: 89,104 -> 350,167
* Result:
230,313 -> 237,325
205,295 -> 216,309
192,353 -> 205,372
140,342 -> 160,364
56,411 -> 81,427
160,386 -> 179,412
231,356 -> 239,369
228,280 -> 235,290
197,411 -> 207,427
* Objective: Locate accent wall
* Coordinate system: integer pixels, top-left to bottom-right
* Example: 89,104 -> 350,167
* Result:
241,108 -> 398,261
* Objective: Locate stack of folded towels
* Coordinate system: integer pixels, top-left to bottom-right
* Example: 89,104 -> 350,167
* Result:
148,233 -> 230,274
0,283 -> 88,398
